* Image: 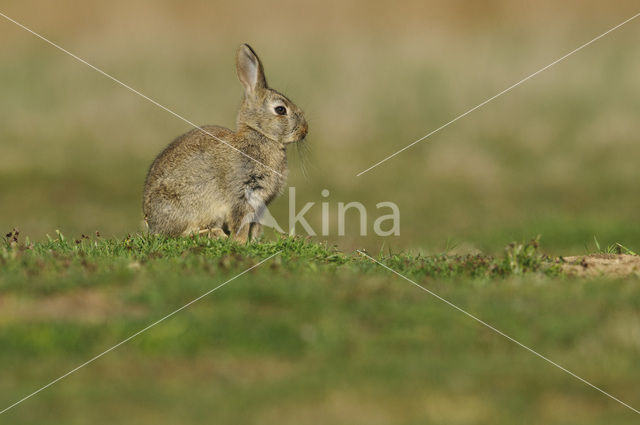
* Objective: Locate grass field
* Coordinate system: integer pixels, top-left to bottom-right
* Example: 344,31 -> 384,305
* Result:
1,233 -> 639,424
1,1 -> 640,423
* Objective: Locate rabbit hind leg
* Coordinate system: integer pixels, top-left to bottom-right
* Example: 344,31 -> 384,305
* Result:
181,223 -> 227,238
201,228 -> 228,239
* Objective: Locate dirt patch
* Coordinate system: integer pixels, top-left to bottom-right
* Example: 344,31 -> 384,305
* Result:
0,289 -> 147,324
561,254 -> 640,278
259,391 -> 395,425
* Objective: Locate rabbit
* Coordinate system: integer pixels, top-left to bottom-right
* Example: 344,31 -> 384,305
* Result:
142,44 -> 308,242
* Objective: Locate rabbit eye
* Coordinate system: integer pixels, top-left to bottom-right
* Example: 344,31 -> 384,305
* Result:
274,106 -> 287,115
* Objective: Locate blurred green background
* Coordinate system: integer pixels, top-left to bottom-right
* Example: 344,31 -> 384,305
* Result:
1,0 -> 639,254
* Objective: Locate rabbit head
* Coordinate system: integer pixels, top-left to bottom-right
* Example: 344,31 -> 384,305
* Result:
235,44 -> 308,144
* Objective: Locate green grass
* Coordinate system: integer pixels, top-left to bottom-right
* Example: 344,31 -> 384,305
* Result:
0,231 -> 561,292
592,236 -> 638,256
1,234 -> 639,424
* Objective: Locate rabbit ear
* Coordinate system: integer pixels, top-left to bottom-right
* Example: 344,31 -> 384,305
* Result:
236,44 -> 267,96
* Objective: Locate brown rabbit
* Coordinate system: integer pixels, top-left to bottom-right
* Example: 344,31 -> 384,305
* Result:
143,44 -> 308,242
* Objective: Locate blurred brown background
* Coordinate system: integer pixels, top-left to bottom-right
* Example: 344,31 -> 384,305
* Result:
1,0 -> 639,254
